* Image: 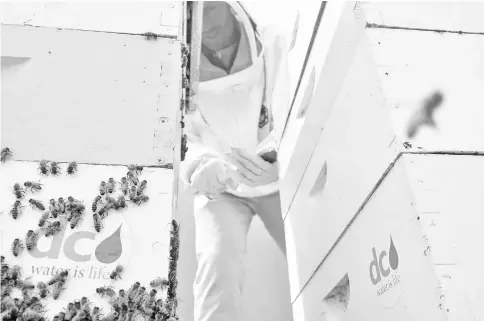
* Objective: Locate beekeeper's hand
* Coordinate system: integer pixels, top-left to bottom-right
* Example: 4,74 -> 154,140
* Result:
226,148 -> 279,187
190,158 -> 239,195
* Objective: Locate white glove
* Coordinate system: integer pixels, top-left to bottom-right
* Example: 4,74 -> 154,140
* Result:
226,148 -> 279,187
190,158 -> 238,195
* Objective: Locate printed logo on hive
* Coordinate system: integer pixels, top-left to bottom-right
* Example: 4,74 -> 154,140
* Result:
369,236 -> 401,296
29,221 -> 129,264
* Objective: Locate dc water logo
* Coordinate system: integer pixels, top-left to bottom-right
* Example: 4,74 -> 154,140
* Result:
369,236 -> 401,296
29,222 -> 125,264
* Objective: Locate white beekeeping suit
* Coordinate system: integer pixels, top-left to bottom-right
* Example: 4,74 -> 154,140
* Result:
179,2 -> 292,321
181,2 -> 291,198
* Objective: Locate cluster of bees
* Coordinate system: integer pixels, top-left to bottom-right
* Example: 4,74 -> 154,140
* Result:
92,276 -> 178,321
10,178 -> 87,257
37,161 -> 78,176
1,256 -> 70,321
91,164 -> 149,233
3,159 -> 179,321
1,255 -> 178,321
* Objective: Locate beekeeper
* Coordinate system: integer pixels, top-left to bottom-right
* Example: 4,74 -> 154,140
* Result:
180,2 -> 291,321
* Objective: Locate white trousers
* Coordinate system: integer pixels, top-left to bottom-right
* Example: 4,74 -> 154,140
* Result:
193,192 -> 286,321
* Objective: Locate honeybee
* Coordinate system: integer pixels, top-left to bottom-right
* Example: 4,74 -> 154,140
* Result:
1,283 -> 13,297
127,282 -> 141,301
24,181 -> 42,193
1,147 -> 12,162
10,200 -> 24,220
13,183 -> 25,199
144,289 -> 157,308
125,310 -> 136,321
109,264 -> 124,281
137,180 -> 147,196
63,303 -> 76,320
44,220 -> 62,237
19,277 -> 35,291
36,281 -> 49,298
70,213 -> 82,229
105,195 -> 115,204
127,171 -> 139,186
73,310 -> 88,321
143,32 -> 159,40
129,186 -> 136,201
22,308 -> 45,321
155,312 -> 164,321
29,199 -> 45,211
99,181 -> 107,196
50,199 -> 60,218
181,134 -> 188,161
80,296 -> 91,310
25,230 -> 38,251
97,206 -> 108,219
67,197 -> 84,216
127,164 -> 144,175
91,306 -> 102,321
92,195 -> 102,212
107,178 -> 116,193
133,195 -> 149,205
67,161 -> 78,175
96,285 -> 116,297
111,201 -> 120,211
150,277 -> 169,290
50,161 -> 61,175
92,214 -> 103,233
102,311 -> 118,321
38,212 -> 50,227
52,278 -> 66,299
120,177 -> 129,196
67,196 -> 81,207
133,287 -> 147,305
58,197 -> 66,214
71,203 -> 86,216
39,160 -> 50,175
116,195 -> 127,210
11,239 -> 24,257
47,270 -> 68,286
8,264 -> 22,281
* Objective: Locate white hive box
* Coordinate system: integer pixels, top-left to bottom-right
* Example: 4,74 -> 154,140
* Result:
1,24 -> 181,166
291,154 -> 484,321
0,19 -> 182,320
279,2 -> 484,320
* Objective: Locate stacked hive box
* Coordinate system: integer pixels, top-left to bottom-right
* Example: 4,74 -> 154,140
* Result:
279,2 -> 484,321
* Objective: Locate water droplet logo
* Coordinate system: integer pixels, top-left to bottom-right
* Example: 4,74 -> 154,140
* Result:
95,224 -> 123,264
388,237 -> 399,270
369,235 -> 400,285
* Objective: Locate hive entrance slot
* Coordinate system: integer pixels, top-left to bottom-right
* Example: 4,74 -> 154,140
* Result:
321,273 -> 350,321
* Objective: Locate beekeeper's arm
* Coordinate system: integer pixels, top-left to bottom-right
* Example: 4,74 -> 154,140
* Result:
179,111 -> 236,194
228,25 -> 292,186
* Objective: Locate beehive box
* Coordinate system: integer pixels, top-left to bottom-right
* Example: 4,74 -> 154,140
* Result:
1,22 -> 182,320
279,2 -> 484,320
291,154 -> 484,321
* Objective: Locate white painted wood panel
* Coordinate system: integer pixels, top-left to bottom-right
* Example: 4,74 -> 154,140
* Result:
368,29 -> 484,151
291,156 -> 446,321
402,154 -> 484,321
362,3 -> 484,34
286,1 -> 323,100
0,2 -> 180,37
279,2 -> 367,216
1,25 -> 181,165
0,161 -> 173,320
291,154 -> 484,321
283,31 -> 396,301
